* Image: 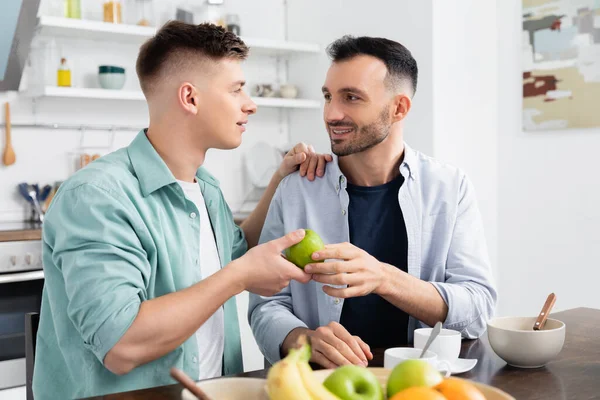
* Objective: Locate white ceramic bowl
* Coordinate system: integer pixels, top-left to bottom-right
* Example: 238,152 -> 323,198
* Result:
487,317 -> 565,368
98,72 -> 126,90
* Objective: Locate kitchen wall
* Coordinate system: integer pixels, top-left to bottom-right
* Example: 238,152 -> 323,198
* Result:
496,0 -> 600,316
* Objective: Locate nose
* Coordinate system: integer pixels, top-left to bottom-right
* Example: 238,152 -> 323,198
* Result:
244,95 -> 257,115
324,100 -> 345,124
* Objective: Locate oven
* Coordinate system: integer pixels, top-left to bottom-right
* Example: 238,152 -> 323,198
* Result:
0,240 -> 44,390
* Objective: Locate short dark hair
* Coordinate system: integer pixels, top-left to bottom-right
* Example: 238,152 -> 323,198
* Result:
326,35 -> 418,96
136,21 -> 249,95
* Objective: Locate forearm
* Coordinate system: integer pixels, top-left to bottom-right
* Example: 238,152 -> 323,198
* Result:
281,327 -> 311,357
104,263 -> 244,374
240,172 -> 283,248
377,264 -> 448,327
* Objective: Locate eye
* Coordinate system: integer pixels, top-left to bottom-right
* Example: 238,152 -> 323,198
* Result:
346,94 -> 359,101
234,87 -> 243,93
323,93 -> 331,101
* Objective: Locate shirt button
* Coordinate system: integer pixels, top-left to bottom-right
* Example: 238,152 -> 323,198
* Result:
340,177 -> 345,183
334,298 -> 341,305
192,356 -> 198,363
335,184 -> 340,191
190,212 -> 197,219
341,209 -> 346,215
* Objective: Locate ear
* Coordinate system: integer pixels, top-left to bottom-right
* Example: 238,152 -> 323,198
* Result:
178,82 -> 199,115
391,93 -> 412,123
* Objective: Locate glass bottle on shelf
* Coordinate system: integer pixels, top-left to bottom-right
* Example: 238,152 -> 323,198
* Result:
129,0 -> 155,26
64,0 -> 81,19
226,13 -> 240,35
195,0 -> 226,28
57,58 -> 71,87
103,1 -> 123,23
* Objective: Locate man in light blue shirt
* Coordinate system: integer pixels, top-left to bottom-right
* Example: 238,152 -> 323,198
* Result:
249,36 -> 497,368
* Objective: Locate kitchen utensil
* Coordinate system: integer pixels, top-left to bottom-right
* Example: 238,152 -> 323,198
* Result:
414,327 -> 461,364
170,367 -> 213,400
487,316 -> 565,368
28,185 -> 44,223
419,321 -> 442,358
3,102 -> 16,166
533,293 -> 556,331
39,185 -> 52,203
18,183 -> 32,204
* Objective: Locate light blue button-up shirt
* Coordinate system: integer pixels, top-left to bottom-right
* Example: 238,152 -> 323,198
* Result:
249,144 -> 497,365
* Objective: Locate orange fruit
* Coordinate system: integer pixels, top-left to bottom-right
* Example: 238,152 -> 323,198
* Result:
435,378 -> 486,400
389,387 -> 446,400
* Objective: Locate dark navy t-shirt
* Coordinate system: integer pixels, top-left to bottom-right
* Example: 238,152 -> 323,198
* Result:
339,174 -> 410,348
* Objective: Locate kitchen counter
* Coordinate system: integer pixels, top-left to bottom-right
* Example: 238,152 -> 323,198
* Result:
0,212 -> 249,243
0,222 -> 42,242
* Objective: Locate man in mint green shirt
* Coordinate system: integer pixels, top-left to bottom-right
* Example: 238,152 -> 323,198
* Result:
33,22 -> 331,399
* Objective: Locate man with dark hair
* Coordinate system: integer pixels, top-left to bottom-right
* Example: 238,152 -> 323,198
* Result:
249,35 -> 496,369
33,22 -> 330,399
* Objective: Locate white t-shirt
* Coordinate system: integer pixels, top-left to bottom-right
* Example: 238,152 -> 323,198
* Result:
177,179 -> 224,380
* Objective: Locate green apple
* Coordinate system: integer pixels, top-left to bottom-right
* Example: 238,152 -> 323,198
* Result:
387,360 -> 443,398
284,229 -> 325,269
323,365 -> 383,400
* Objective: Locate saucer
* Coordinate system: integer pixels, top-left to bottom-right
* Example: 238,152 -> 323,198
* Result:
447,358 -> 478,375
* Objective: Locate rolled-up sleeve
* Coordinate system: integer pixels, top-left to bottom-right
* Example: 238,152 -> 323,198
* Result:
47,183 -> 150,364
430,174 -> 497,338
248,186 -> 307,364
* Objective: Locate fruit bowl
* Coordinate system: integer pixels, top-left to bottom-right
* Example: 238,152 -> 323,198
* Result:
313,368 -> 515,400
182,377 -> 269,400
181,368 -> 515,400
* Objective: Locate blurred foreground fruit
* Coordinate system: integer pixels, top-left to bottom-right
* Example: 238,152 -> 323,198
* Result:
388,387 -> 446,400
435,377 -> 486,400
387,360 -> 444,398
266,336 -> 340,400
323,365 -> 383,400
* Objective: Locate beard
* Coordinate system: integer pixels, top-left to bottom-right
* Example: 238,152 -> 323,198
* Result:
329,107 -> 392,157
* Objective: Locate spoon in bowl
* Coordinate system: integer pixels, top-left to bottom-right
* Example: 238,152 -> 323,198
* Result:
533,293 -> 557,331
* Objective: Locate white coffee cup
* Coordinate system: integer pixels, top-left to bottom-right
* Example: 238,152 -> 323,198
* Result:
384,348 -> 451,377
414,328 -> 461,365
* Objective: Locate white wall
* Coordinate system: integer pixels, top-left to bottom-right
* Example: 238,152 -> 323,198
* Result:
496,0 -> 600,316
432,0 -> 499,275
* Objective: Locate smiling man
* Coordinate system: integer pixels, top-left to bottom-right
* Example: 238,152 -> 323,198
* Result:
33,22 -> 331,399
249,35 -> 497,369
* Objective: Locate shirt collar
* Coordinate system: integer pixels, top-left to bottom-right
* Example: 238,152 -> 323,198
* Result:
127,130 -> 220,197
326,142 -> 418,193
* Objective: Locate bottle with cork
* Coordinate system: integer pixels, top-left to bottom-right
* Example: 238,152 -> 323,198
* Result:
57,58 -> 71,87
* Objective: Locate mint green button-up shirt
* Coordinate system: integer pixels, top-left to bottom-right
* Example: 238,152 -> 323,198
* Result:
33,131 -> 246,399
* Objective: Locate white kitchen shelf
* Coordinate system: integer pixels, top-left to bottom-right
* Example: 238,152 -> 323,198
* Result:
27,86 -> 321,109
37,16 -> 320,56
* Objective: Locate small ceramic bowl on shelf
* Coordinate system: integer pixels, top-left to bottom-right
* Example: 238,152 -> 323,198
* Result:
98,65 -> 126,90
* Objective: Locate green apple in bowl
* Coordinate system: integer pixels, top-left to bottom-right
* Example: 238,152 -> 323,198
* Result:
284,229 -> 325,269
387,360 -> 444,398
323,365 -> 383,400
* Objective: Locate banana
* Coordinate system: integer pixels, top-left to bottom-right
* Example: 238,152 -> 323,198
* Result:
297,361 -> 341,400
266,344 -> 314,400
266,335 -> 342,400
